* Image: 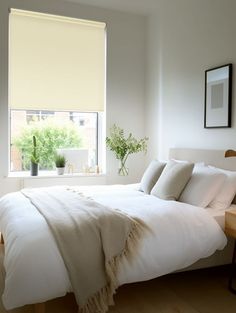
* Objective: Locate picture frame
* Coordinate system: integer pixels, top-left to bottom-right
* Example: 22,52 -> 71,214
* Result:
204,63 -> 232,128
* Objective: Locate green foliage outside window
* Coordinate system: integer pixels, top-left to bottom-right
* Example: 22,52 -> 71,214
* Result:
13,120 -> 82,170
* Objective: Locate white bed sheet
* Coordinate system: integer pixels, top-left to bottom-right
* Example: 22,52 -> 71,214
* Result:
0,184 -> 227,310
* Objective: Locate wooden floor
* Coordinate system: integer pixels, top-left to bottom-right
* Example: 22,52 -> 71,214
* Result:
1,243 -> 236,313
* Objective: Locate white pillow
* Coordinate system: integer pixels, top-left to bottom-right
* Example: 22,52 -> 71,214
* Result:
151,160 -> 194,200
208,166 -> 236,210
179,165 -> 226,208
140,160 -> 166,194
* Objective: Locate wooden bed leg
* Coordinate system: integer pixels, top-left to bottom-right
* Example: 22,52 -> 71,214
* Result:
0,233 -> 4,244
34,303 -> 45,313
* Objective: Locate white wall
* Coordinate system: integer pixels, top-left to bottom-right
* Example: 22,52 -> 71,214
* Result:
146,0 -> 236,161
0,0 -> 147,196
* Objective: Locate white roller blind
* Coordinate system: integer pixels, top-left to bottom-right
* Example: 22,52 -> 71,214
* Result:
9,9 -> 106,111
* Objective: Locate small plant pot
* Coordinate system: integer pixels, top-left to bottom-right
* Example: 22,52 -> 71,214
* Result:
30,162 -> 39,176
56,167 -> 65,175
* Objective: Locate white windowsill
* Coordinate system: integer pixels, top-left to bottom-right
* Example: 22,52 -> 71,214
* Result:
7,171 -> 106,179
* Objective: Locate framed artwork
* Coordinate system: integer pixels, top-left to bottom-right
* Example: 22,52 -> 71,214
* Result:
204,63 -> 232,128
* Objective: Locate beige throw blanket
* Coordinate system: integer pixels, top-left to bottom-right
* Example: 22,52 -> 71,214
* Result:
22,187 -> 147,313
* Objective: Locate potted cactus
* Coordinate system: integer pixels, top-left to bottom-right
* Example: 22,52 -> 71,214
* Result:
30,135 -> 39,176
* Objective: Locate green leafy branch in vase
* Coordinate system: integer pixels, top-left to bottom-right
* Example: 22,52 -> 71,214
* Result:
106,124 -> 148,176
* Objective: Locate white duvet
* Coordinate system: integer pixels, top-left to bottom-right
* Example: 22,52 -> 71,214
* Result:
0,184 -> 227,310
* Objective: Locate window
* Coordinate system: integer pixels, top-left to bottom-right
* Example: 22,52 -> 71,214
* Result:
9,9 -> 106,174
10,110 -> 99,172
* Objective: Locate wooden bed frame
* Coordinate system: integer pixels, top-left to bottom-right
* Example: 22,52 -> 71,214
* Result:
34,303 -> 45,313
1,148 -> 236,313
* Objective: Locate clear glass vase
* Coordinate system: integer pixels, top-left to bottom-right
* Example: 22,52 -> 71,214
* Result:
118,159 -> 129,176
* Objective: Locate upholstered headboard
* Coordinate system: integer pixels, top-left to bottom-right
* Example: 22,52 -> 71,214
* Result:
169,148 -> 236,171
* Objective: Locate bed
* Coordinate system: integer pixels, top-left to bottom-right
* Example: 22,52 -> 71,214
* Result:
0,148 -> 236,313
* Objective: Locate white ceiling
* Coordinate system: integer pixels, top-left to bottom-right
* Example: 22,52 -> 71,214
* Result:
63,0 -> 160,15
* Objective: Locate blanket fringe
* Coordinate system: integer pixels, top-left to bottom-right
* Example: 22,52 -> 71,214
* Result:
68,187 -> 149,313
79,217 -> 148,313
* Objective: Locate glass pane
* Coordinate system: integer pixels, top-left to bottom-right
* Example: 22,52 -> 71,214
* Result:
10,110 -> 98,173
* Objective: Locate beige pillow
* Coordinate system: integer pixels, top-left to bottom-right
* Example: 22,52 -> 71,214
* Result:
140,160 -> 166,194
151,160 -> 194,200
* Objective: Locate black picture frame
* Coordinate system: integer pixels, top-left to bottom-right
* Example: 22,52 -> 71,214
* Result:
204,63 -> 232,128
